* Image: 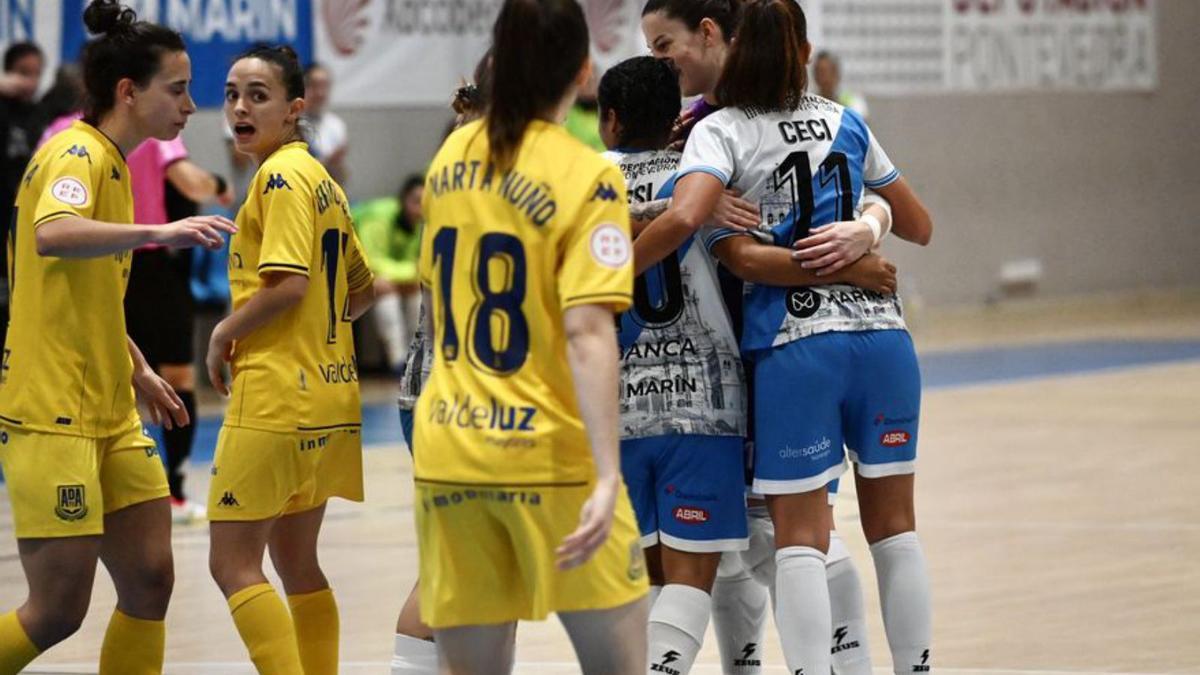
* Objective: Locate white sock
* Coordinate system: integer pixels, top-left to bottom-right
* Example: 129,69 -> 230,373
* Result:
712,555 -> 769,674
774,546 -> 832,674
870,532 -> 932,675
649,584 -> 663,609
742,506 -> 777,604
647,583 -> 711,675
827,532 -> 872,675
373,293 -> 408,369
391,633 -> 438,674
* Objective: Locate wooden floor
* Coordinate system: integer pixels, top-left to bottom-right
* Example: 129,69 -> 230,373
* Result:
3,290 -> 1199,674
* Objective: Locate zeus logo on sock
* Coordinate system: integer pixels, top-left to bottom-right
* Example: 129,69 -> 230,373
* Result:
734,642 -> 761,667
650,650 -> 682,675
831,625 -> 861,654
913,649 -> 931,672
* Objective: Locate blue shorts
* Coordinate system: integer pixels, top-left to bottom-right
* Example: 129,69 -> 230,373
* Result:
752,330 -> 921,495
400,408 -> 414,454
621,434 -> 749,553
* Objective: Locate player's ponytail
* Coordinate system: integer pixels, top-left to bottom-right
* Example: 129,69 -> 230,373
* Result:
714,0 -> 809,112
486,0 -> 589,168
80,0 -> 185,124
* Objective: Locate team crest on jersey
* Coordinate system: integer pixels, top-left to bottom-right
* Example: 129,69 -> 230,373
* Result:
264,173 -> 292,193
55,485 -> 88,521
51,177 -> 89,206
589,223 -> 630,269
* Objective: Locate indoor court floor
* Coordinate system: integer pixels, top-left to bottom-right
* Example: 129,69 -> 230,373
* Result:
3,290 -> 1198,674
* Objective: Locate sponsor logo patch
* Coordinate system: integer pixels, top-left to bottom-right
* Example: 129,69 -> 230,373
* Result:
51,177 -> 88,206
880,430 -> 911,447
786,288 -> 821,319
673,506 -> 709,524
589,223 -> 630,269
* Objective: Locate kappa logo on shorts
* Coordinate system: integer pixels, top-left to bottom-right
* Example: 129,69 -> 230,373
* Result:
673,506 -> 709,524
627,540 -> 646,582
734,642 -> 761,667
786,288 -> 822,319
54,485 -> 88,521
880,430 -> 911,447
217,491 -> 241,508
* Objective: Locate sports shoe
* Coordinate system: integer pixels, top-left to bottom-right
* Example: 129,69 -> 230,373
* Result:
171,497 -> 208,524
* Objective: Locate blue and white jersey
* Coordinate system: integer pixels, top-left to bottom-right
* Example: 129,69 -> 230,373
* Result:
604,149 -> 746,440
683,95 -> 906,353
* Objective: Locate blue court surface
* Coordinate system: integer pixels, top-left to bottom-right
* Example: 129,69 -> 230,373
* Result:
5,338 -> 1200,475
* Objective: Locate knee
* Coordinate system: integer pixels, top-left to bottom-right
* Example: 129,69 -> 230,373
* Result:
26,593 -> 90,647
862,516 -> 915,545
139,557 -> 175,607
209,551 -> 254,597
271,552 -> 327,595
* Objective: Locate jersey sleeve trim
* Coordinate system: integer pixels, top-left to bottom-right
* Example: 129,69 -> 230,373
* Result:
864,169 -> 901,190
562,291 -> 633,311
32,210 -> 78,228
257,262 -> 310,275
704,227 -> 747,251
676,165 -> 730,187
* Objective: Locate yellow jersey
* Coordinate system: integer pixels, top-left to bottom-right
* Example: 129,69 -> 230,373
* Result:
0,121 -> 139,438
223,142 -> 373,434
413,120 -> 633,486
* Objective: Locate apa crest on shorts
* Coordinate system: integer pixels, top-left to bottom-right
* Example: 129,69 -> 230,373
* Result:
55,484 -> 88,521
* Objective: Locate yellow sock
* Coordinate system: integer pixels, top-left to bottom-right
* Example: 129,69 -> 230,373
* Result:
229,584 -> 303,675
0,610 -> 40,675
98,610 -> 164,675
288,588 -> 339,675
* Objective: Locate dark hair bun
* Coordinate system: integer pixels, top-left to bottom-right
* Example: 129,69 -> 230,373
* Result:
83,0 -> 137,36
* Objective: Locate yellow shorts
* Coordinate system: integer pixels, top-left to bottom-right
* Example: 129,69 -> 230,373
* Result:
416,480 -> 648,629
207,426 -> 363,521
0,423 -> 167,539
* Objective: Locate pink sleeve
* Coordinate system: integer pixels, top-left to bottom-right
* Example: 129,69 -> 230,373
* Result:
158,137 -> 189,168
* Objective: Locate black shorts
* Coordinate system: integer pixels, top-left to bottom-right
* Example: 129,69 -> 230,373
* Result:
125,247 -> 194,368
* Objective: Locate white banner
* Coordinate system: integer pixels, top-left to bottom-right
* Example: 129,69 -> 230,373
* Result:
317,0 -> 647,108
811,0 -> 1157,95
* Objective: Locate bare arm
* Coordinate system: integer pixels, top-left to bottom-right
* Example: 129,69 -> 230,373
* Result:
166,159 -> 232,206
713,235 -> 897,294
36,214 -> 235,258
128,336 -> 188,429
347,283 -> 376,321
873,177 -> 933,246
556,303 -> 623,570
632,172 -> 725,275
206,272 -> 309,395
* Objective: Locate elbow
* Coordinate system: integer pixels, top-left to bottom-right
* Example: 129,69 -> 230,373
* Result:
35,228 -> 60,257
676,210 -> 706,234
912,216 -> 933,246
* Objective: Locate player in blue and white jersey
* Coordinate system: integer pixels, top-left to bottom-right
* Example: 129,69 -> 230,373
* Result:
634,2 -> 934,673
599,55 -> 749,673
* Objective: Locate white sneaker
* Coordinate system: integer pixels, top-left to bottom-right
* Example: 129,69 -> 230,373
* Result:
171,498 -> 207,524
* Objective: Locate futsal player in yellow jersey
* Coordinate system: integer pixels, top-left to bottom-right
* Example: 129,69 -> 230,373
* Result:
0,2 -> 238,674
412,1 -> 648,671
205,45 -> 375,675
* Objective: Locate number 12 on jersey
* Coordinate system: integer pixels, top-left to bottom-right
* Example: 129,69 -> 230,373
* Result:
431,227 -> 531,375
